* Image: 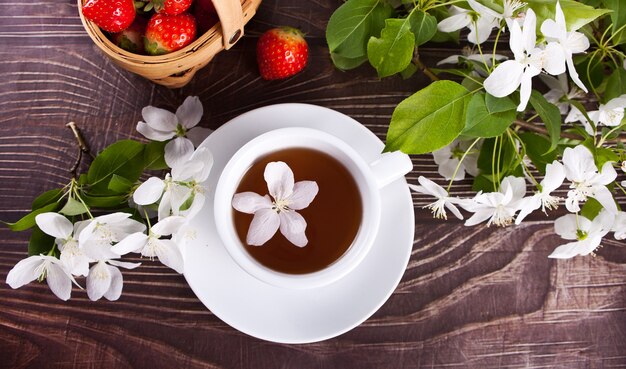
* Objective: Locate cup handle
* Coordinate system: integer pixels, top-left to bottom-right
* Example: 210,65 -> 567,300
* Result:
369,151 -> 413,188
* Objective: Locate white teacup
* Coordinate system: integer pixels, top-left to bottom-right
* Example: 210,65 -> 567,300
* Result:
214,127 -> 412,289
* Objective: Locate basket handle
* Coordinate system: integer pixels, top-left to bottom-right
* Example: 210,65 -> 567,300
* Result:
212,0 -> 245,50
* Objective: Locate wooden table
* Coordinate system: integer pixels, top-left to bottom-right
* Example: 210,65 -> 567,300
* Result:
1,0 -> 625,368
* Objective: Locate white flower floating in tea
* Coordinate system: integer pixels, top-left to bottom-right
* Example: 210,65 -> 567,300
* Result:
232,161 -> 319,247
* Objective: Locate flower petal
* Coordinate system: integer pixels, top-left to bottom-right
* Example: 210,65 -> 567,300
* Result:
111,232 -> 148,255
464,209 -> 493,226
165,137 -> 195,169
108,260 -> 141,269
548,241 -> 582,259
103,265 -> 123,301
468,16 -> 496,45
6,255 -> 44,289
188,147 -> 213,182
181,192 -> 205,220
522,8 -> 536,52
142,106 -> 178,132
540,19 -> 562,41
46,261 -> 72,301
596,161 -> 617,186
438,157 -> 465,181
566,53 -> 587,92
484,60 -> 524,97
542,43 -> 566,76
518,66 -> 540,111
288,181 -> 319,210
416,176 -> 448,198
158,189 -> 173,220
563,145 -> 596,182
95,212 -> 132,224
593,186 -> 618,214
136,122 -> 175,142
176,96 -> 203,129
444,201 -> 464,220
437,11 -> 470,33
155,239 -> 184,273
133,177 -> 165,205
152,216 -> 186,236
246,208 -> 280,246
515,195 -> 541,224
542,161 -> 566,192
554,214 -> 578,240
232,192 -> 272,214
279,211 -> 308,247
35,213 -> 73,239
264,161 -> 294,200
86,261 -> 111,301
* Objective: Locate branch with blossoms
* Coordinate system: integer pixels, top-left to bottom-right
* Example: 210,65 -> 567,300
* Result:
4,96 -> 213,301
327,0 -> 626,258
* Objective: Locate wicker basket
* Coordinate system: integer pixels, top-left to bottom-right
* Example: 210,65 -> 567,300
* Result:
78,0 -> 262,88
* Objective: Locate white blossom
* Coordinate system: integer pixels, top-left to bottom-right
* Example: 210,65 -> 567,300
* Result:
136,96 -> 212,168
232,161 -> 319,247
540,1 -> 590,92
86,259 -> 140,301
78,212 -> 146,261
484,8 -> 565,111
134,147 -> 213,221
437,0 -> 500,45
541,74 -> 585,115
432,139 -> 480,181
516,161 -> 565,224
562,145 -> 617,214
409,176 -> 463,220
461,176 -> 526,227
34,212 -> 92,277
112,216 -> 186,273
6,255 -> 77,301
611,211 -> 626,240
549,210 -> 613,258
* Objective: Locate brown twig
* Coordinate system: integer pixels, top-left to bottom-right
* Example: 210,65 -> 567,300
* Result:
66,122 -> 93,178
413,50 -> 439,82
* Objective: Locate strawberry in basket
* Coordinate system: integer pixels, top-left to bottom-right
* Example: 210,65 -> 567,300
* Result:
144,13 -> 197,55
144,0 -> 193,16
82,0 -> 136,33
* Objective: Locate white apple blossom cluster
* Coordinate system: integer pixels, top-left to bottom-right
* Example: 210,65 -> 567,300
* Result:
414,1 -> 625,259
6,97 -> 212,301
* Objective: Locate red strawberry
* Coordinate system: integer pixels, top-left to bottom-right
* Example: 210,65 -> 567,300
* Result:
144,13 -> 197,55
257,27 -> 308,80
111,16 -> 147,54
82,0 -> 136,33
145,0 -> 192,16
194,0 -> 219,34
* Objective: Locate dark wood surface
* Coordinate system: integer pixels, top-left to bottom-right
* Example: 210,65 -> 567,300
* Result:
1,0 -> 625,368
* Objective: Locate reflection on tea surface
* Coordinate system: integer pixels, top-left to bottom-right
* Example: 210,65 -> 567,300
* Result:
233,148 -> 362,274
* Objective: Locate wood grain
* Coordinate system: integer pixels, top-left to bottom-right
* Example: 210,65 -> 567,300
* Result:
0,0 -> 625,368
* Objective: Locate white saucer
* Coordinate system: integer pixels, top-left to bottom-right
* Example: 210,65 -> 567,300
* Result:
183,104 -> 415,344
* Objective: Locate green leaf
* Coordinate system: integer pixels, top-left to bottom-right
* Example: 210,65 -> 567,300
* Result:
595,147 -> 620,168
59,197 -> 89,216
5,203 -> 60,231
143,141 -> 169,170
179,192 -> 195,212
28,226 -> 56,256
463,92 -> 516,138
87,140 -> 144,194
529,90 -> 561,153
575,54 -> 605,92
527,0 -> 610,31
400,62 -> 417,79
518,132 -> 557,174
108,174 -> 134,194
603,0 -> 626,44
82,193 -> 127,208
580,197 -> 603,220
605,67 -> 626,101
326,0 -> 393,59
367,18 -> 416,78
485,94 -> 517,114
476,135 -> 520,176
385,80 -> 471,154
411,11 -> 437,46
32,188 -> 63,211
330,53 -> 368,71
